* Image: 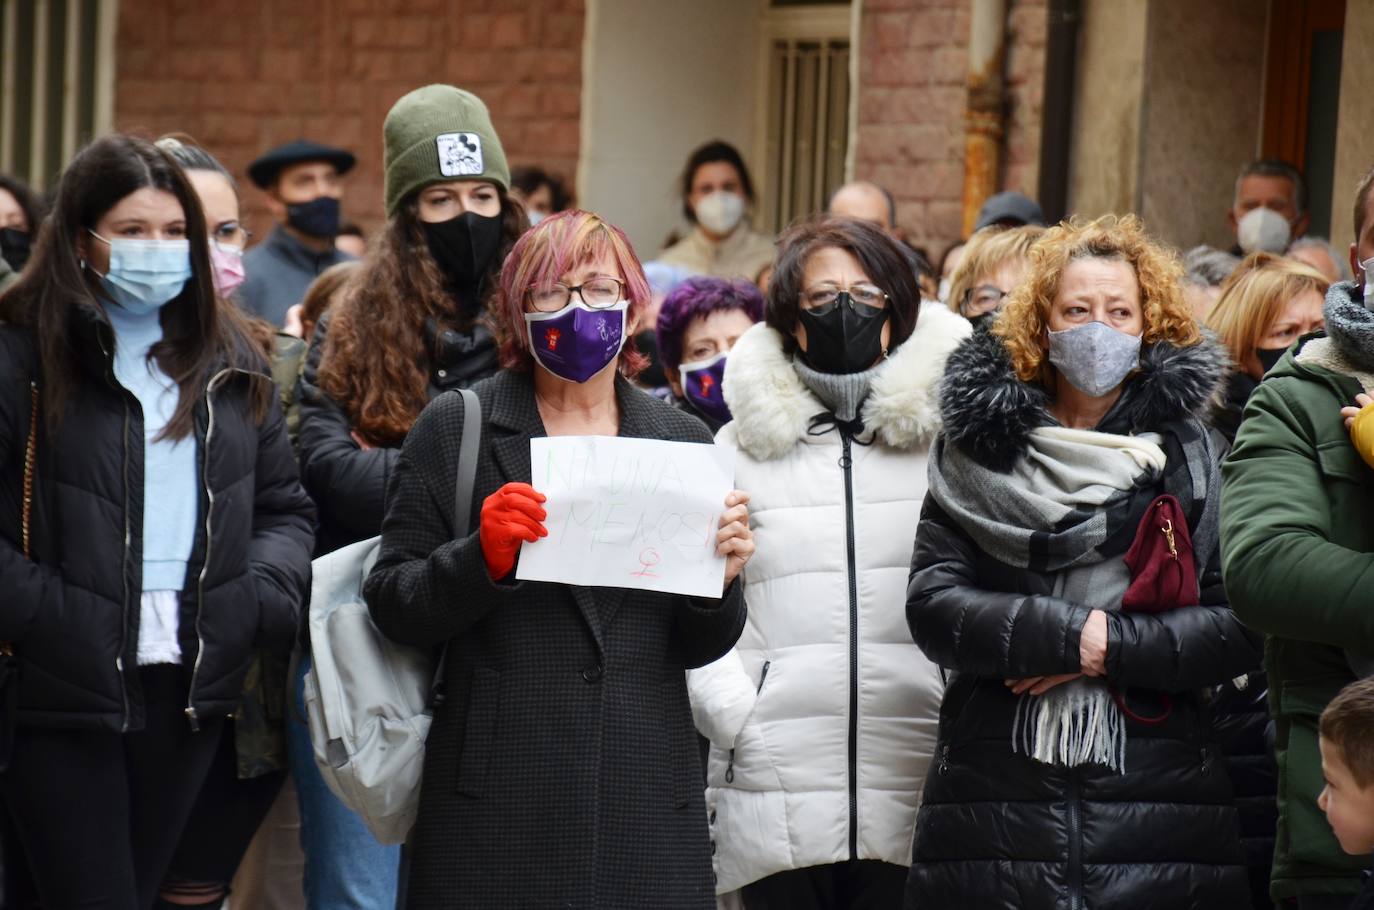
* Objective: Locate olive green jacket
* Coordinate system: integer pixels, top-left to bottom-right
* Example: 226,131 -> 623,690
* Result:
1221,332 -> 1374,900
233,332 -> 308,778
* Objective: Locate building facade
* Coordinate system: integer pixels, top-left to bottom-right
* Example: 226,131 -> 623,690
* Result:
1,0 -> 1369,261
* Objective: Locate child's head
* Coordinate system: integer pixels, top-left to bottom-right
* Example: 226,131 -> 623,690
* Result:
1318,679 -> 1374,855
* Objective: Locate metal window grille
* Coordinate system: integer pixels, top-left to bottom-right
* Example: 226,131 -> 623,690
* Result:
0,0 -> 117,190
761,35 -> 850,234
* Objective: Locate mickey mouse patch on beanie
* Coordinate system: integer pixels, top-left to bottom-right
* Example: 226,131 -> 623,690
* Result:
436,133 -> 483,177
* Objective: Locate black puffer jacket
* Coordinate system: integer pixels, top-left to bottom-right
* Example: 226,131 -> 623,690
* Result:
298,312 -> 498,555
904,331 -> 1262,909
1209,366 -> 1278,910
0,310 -> 315,732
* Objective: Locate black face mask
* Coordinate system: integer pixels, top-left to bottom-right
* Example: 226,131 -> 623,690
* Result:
968,311 -> 997,334
1257,345 -> 1288,374
0,227 -> 31,272
286,196 -> 342,238
422,211 -> 503,310
797,292 -> 889,375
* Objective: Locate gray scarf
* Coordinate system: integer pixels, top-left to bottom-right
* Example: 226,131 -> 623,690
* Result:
792,356 -> 880,423
929,426 -> 1175,773
1325,280 -> 1374,373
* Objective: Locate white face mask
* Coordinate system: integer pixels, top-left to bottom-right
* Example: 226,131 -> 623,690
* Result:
694,191 -> 746,236
1361,256 -> 1374,308
937,276 -> 952,304
1237,207 -> 1293,254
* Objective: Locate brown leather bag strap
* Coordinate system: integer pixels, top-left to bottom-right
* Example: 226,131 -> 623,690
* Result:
22,381 -> 37,559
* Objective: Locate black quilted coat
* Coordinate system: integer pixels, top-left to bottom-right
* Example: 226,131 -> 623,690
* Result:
364,369 -> 746,909
903,331 -> 1261,909
297,312 -> 500,555
0,310 -> 315,732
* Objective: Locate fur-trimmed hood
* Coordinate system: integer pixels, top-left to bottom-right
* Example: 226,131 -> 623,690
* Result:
940,328 -> 1229,472
722,303 -> 972,460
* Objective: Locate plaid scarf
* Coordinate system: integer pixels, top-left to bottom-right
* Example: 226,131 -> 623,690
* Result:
927,417 -> 1220,770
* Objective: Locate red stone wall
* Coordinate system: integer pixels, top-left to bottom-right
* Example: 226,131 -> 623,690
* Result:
112,0 -> 584,240
853,0 -> 1047,257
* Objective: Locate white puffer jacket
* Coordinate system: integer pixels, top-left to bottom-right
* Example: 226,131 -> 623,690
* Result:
691,305 -> 970,894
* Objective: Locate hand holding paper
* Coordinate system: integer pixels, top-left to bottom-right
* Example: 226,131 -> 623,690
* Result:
716,490 -> 754,592
516,436 -> 739,597
480,482 -> 548,581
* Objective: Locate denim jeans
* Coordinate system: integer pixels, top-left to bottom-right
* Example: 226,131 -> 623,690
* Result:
286,653 -> 400,909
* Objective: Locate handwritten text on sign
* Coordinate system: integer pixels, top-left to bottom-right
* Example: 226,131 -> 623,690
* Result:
516,436 -> 736,598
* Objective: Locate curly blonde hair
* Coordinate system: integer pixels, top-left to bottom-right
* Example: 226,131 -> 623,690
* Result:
994,214 -> 1201,383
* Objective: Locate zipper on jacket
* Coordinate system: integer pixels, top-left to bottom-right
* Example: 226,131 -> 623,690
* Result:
1066,771 -> 1083,910
186,368 -> 233,730
118,401 -> 132,732
840,430 -> 860,861
100,326 -> 134,735
724,659 -> 770,784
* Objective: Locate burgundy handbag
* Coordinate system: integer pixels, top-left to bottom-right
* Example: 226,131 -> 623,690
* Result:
1113,494 -> 1199,725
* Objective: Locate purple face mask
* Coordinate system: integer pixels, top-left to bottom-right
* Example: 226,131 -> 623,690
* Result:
524,300 -> 628,384
679,352 -> 731,424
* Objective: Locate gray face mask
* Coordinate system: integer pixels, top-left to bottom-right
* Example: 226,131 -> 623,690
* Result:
1047,321 -> 1143,398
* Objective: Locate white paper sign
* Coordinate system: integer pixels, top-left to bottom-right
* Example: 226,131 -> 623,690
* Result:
516,436 -> 736,598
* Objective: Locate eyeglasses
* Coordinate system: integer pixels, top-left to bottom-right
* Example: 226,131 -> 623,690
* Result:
963,284 -> 1009,314
211,222 -> 251,251
800,282 -> 889,315
527,277 -> 625,312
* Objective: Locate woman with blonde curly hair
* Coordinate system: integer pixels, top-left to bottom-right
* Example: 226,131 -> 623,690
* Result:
904,215 -> 1260,908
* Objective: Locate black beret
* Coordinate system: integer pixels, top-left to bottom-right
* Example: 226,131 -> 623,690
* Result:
247,139 -> 356,189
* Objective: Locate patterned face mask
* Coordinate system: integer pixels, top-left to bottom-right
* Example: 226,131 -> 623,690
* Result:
524,299 -> 628,384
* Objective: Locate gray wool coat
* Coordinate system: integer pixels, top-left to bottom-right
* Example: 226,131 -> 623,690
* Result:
364,368 -> 746,909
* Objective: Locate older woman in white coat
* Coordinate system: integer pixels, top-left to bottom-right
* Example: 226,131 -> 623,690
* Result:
688,216 -> 970,909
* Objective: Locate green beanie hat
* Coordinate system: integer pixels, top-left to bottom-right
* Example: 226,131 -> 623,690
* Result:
383,84 -> 510,217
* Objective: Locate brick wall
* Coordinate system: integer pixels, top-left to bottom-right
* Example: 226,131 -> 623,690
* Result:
112,0 -> 584,240
853,0 -> 1046,257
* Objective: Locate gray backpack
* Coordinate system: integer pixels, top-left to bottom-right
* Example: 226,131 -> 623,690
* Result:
302,388 -> 481,844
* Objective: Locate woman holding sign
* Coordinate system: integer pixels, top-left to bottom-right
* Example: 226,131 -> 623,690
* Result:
687,215 -> 971,907
364,209 -> 752,908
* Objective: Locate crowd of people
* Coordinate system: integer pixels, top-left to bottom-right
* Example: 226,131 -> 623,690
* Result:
0,79 -> 1373,910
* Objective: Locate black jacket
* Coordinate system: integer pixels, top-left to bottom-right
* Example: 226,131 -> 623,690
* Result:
904,331 -> 1261,909
1209,365 -> 1279,910
364,370 -> 746,909
297,312 -> 499,555
0,310 -> 315,732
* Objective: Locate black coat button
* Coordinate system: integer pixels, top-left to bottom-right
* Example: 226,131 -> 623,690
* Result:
581,662 -> 604,683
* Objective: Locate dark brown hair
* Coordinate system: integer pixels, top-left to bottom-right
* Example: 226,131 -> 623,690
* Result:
1353,165 -> 1374,247
0,134 -> 267,439
0,174 -> 48,234
316,192 -> 523,447
764,215 -> 922,357
1321,678 -> 1374,789
679,140 -> 754,223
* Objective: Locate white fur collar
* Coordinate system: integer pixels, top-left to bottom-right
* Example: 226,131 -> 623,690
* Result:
722,303 -> 972,460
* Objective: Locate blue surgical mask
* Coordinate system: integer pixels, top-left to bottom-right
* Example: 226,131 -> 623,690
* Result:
527,211 -> 546,227
88,230 -> 192,315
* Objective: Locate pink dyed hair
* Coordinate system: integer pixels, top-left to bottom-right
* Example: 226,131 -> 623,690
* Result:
495,209 -> 651,377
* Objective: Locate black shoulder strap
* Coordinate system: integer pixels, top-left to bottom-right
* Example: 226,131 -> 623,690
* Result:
452,388 -> 481,538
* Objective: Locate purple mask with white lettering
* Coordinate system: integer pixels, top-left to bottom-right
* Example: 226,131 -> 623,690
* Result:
524,300 -> 628,384
679,352 -> 731,424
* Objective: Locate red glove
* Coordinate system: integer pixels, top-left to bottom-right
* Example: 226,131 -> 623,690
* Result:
479,482 -> 548,581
